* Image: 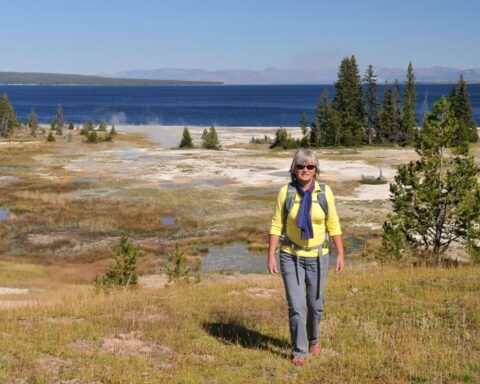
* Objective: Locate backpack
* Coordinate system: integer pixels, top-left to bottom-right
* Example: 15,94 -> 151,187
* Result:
281,182 -> 330,253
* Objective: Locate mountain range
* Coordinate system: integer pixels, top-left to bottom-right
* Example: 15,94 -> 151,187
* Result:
110,66 -> 480,85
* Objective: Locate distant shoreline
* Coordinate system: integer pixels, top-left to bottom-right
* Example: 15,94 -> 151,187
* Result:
0,71 -> 223,86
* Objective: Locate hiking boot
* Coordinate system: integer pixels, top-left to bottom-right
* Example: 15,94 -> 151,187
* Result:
291,356 -> 305,365
309,343 -> 321,356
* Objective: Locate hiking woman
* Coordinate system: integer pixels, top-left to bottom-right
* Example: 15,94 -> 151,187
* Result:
268,148 -> 344,365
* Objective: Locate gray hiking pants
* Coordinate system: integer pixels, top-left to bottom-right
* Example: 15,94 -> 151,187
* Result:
279,251 -> 329,358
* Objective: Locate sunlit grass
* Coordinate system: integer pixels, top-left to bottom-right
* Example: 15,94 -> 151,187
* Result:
0,264 -> 477,383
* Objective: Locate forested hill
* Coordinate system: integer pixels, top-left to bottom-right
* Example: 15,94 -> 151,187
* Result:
0,72 -> 223,86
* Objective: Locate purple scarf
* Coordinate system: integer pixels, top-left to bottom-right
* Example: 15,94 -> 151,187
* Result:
294,180 -> 315,240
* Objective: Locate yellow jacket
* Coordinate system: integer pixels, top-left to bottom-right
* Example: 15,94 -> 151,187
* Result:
270,181 -> 342,257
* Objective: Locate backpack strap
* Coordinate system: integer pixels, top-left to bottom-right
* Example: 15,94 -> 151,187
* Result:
317,183 -> 328,219
281,183 -> 296,238
281,182 -> 330,241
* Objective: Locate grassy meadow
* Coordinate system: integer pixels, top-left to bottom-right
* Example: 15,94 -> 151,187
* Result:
0,128 -> 478,383
0,263 -> 478,383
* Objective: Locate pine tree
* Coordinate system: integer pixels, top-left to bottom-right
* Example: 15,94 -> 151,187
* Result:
202,126 -> 220,150
332,55 -> 364,146
382,97 -> 480,265
94,235 -> 139,289
86,130 -> 99,143
271,127 -> 299,149
98,120 -> 107,132
448,75 -> 478,144
47,131 -> 56,142
379,82 -> 394,143
28,109 -> 39,136
55,105 -> 64,135
362,65 -> 379,145
315,90 -> 340,146
402,62 -> 417,144
80,119 -> 95,135
299,112 -> 309,147
392,79 -> 402,143
179,126 -> 194,148
0,94 -> 17,138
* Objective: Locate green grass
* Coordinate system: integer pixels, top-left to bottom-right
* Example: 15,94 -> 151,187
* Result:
0,265 -> 478,383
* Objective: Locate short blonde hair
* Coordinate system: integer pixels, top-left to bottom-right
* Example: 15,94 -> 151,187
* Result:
289,148 -> 320,182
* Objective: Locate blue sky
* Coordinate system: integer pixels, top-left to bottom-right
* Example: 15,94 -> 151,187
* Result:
0,0 -> 479,74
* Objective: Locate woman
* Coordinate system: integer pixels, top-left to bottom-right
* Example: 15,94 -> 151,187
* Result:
268,148 -> 344,365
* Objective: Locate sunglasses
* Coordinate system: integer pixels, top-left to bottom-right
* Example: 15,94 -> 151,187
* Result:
295,164 -> 316,170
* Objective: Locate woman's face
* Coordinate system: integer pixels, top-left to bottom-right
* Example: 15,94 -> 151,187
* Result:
294,162 -> 316,184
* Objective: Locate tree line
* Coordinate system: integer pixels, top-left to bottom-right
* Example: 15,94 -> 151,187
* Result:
271,56 -> 478,149
0,97 -> 116,143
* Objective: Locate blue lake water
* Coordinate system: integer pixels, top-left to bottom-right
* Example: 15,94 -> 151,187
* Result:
1,84 -> 479,127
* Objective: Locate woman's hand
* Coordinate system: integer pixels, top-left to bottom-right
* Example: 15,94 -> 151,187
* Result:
335,254 -> 344,274
268,256 -> 278,275
331,235 -> 345,274
268,234 -> 280,275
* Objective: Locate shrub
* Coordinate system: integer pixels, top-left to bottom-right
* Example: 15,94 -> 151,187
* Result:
165,244 -> 200,284
80,119 -> 95,135
94,235 -> 139,290
98,120 -> 107,132
270,127 -> 300,149
47,131 -> 56,142
86,130 -> 99,143
360,175 -> 388,185
250,135 -> 272,144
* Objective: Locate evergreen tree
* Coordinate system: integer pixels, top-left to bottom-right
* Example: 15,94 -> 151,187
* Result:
47,131 -> 56,142
362,65 -> 379,145
68,122 -> 74,130
271,127 -> 299,149
179,126 -> 194,148
86,130 -> 99,143
379,82 -> 394,143
201,128 -> 208,141
98,120 -> 107,132
402,62 -> 417,144
382,97 -> 480,265
94,235 -> 139,289
309,123 -> 320,147
28,108 -> 39,136
315,90 -> 340,146
80,119 -> 95,135
202,126 -> 220,150
332,55 -> 364,146
55,105 -> 64,135
299,112 -> 310,147
0,94 -> 17,138
448,75 -> 478,144
392,79 -> 402,142
110,124 -> 116,136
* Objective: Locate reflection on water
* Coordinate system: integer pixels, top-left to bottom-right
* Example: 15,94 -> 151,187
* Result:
201,243 -> 267,273
0,207 -> 10,221
201,239 -> 368,274
160,216 -> 176,226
